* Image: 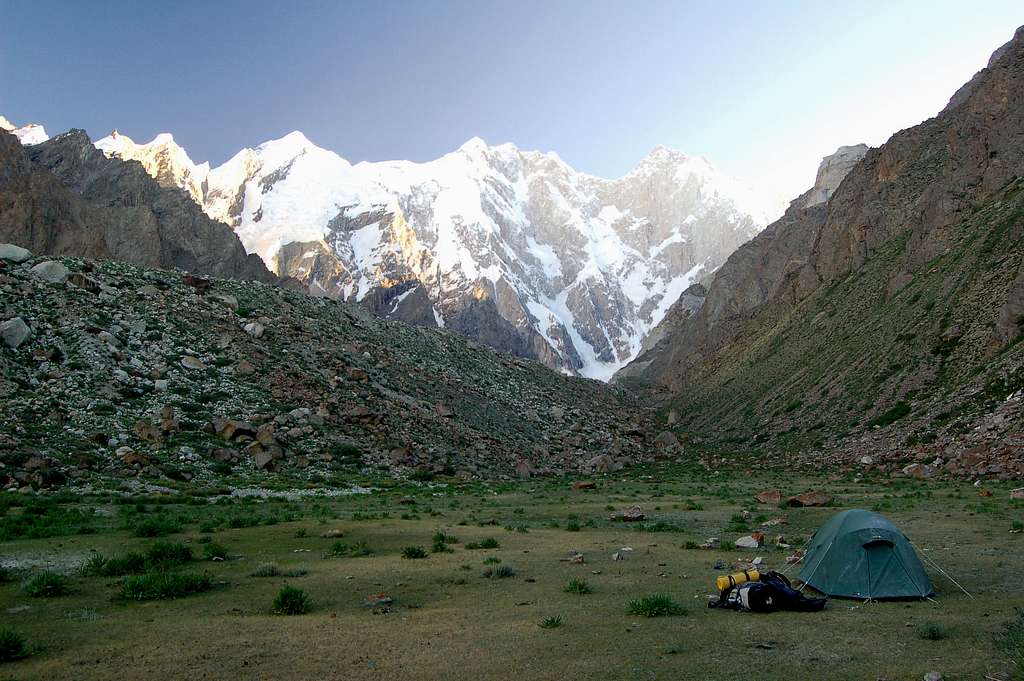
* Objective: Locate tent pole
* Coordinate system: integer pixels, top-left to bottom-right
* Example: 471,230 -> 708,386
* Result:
796,538 -> 836,592
910,540 -> 974,600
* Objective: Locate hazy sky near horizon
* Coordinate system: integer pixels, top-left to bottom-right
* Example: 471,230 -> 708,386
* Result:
2,1 -> 1023,205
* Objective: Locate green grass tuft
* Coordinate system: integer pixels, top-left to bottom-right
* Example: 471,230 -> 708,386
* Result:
120,572 -> 211,600
24,571 -> 70,598
273,585 -> 311,615
564,578 -> 592,594
539,615 -> 563,629
0,627 -> 29,662
627,594 -> 687,617
401,545 -> 429,559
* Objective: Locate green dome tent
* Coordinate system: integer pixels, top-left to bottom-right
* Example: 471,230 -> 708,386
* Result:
798,509 -> 934,599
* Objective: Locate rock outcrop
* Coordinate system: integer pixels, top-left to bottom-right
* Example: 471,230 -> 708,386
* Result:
801,145 -> 868,208
0,129 -> 274,283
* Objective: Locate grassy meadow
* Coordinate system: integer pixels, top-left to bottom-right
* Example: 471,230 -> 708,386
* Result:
1,463 -> 1022,681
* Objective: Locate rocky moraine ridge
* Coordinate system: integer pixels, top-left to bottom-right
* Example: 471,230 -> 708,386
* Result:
0,247 -> 674,492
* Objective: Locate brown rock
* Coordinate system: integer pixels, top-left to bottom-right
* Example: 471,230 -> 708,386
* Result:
902,463 -> 937,479
122,451 -> 150,466
183,273 -> 212,291
1011,488 -> 1024,501
787,491 -> 833,507
236,360 -> 256,375
515,459 -> 535,478
754,489 -> 782,505
572,480 -> 597,490
256,424 -> 276,446
321,529 -> 345,538
252,449 -> 274,470
346,366 -> 369,382
133,420 -> 162,445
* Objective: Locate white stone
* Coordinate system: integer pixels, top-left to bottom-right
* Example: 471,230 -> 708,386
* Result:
244,322 -> 265,338
30,260 -> 69,284
0,243 -> 31,263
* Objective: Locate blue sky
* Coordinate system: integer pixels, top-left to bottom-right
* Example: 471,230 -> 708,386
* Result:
2,1 -> 1022,203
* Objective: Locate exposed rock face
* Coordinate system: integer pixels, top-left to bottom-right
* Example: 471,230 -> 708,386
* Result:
801,145 -> 869,208
617,26 -> 1024,465
92,131 -> 782,378
0,129 -> 274,283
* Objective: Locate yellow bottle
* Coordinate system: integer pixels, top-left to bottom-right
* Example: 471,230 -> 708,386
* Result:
716,569 -> 759,592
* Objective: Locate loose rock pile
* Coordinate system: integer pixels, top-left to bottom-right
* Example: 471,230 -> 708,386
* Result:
0,252 -> 659,490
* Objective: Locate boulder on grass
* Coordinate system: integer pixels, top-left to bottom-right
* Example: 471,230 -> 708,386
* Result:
787,491 -> 833,507
754,489 -> 781,505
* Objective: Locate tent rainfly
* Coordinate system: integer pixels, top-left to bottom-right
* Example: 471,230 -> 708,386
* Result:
798,509 -> 934,599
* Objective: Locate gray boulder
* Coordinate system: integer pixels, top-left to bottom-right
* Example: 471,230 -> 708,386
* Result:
0,243 -> 31,263
0,317 -> 31,349
30,260 -> 69,284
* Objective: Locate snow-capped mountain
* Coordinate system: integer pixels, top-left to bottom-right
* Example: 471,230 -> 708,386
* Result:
86,126 -> 779,379
95,131 -> 209,205
0,116 -> 49,145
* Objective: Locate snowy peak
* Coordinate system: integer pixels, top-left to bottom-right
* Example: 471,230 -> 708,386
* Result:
95,129 -> 209,204
19,116 -> 783,380
0,116 -> 50,145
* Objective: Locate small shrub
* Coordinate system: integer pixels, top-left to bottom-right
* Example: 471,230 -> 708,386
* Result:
132,515 -> 182,538
564,578 -> 592,594
402,546 -> 428,559
24,571 -> 69,598
0,627 -> 29,662
250,563 -> 308,578
465,538 -> 500,550
683,541 -> 700,550
431,539 -> 454,553
145,541 -> 192,569
203,543 -> 229,561
539,615 -> 563,629
565,521 -> 581,532
482,565 -> 516,579
483,556 -> 501,565
916,621 -> 951,641
294,528 -> 308,538
0,566 -> 13,583
273,585 -> 311,615
327,541 -> 373,557
627,594 -> 687,617
120,572 -> 211,600
432,531 -> 458,544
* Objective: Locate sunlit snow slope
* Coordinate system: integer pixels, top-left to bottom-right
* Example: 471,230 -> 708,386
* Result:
87,127 -> 780,379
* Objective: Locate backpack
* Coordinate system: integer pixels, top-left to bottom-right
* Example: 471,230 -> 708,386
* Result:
710,571 -> 827,613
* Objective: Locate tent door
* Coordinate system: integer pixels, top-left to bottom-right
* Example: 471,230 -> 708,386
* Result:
863,539 -> 913,598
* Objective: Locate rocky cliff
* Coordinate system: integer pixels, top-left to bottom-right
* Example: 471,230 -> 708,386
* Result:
0,129 -> 274,283
616,26 -> 1024,478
